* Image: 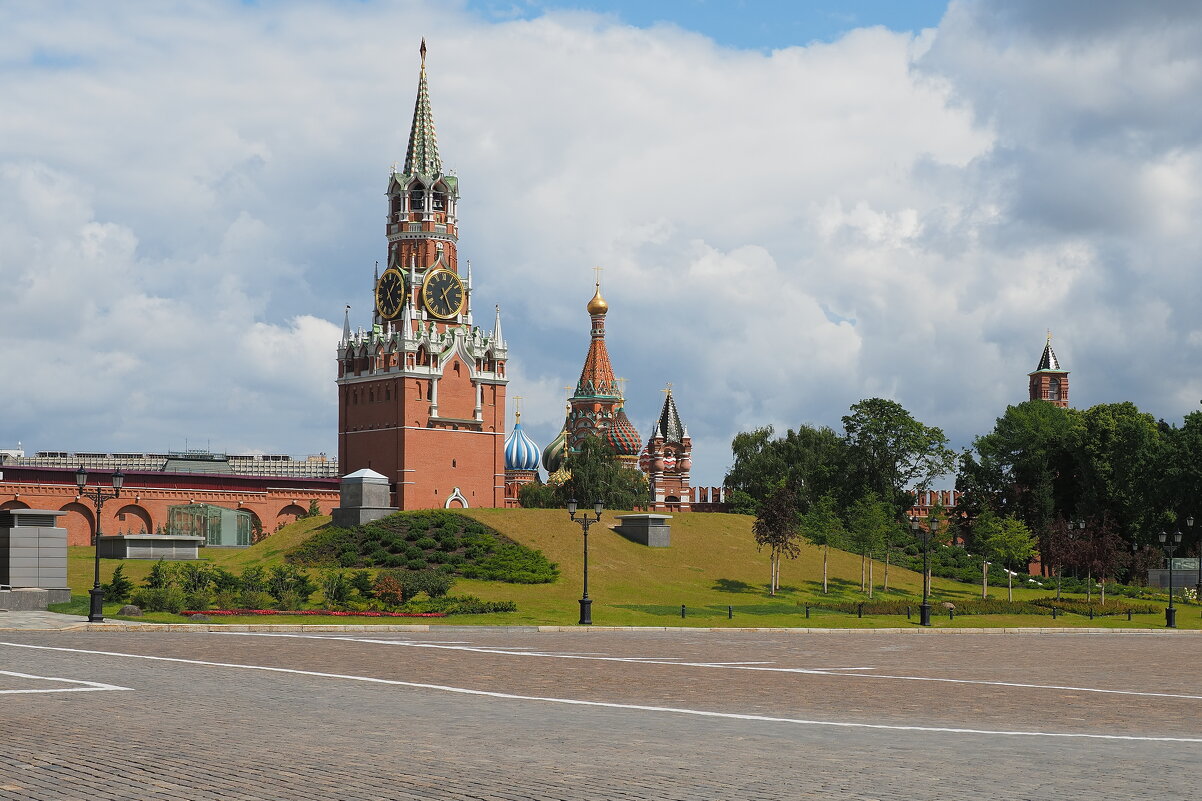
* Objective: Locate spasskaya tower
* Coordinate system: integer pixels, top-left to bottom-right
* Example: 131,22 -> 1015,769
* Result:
336,41 -> 507,510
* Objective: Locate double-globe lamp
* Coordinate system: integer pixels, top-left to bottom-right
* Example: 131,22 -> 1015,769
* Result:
567,498 -> 604,625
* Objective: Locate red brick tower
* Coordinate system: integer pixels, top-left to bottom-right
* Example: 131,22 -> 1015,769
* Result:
640,387 -> 693,511
336,41 -> 507,510
1028,334 -> 1069,408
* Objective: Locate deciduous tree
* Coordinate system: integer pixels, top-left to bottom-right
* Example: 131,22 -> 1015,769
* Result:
753,484 -> 802,596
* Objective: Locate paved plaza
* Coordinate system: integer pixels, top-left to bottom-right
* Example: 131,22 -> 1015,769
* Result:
1,627 -> 1200,799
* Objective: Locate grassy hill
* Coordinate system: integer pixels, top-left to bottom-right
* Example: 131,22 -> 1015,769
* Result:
62,508 -> 1184,627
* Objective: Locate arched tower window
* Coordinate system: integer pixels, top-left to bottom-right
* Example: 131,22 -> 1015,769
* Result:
409,184 -> 426,214
1048,378 -> 1061,402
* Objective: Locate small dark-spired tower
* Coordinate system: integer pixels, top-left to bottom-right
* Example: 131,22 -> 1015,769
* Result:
640,386 -> 693,511
1029,333 -> 1069,408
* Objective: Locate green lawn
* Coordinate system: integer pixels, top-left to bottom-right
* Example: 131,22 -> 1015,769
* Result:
59,509 -> 1199,628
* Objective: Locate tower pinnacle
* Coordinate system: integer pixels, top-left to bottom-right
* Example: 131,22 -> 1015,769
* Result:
404,39 -> 441,178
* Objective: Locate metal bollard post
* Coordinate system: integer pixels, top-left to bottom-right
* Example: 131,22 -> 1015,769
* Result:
1127,609 -> 1132,621
1088,608 -> 1093,621
728,605 -> 733,619
949,609 -> 954,621
858,603 -> 864,619
681,604 -> 686,619
906,606 -> 911,620
805,604 -> 810,619
1052,606 -> 1058,619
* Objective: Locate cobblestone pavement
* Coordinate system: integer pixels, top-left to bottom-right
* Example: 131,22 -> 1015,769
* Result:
1,629 -> 1199,800
0,612 -> 88,631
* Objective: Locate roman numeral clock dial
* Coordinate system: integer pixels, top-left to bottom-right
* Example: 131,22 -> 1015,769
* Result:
374,268 -> 406,320
422,268 -> 465,319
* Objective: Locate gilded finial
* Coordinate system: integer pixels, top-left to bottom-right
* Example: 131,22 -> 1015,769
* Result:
586,269 -> 609,316
513,395 -> 523,423
420,38 -> 427,66
1047,329 -> 1052,342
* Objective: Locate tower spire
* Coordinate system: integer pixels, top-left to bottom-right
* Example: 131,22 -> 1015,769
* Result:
404,39 -> 441,178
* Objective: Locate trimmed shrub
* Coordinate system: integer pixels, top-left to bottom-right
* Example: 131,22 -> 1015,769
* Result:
131,586 -> 187,614
238,590 -> 275,610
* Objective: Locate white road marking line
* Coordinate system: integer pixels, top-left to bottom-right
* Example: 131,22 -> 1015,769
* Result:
218,632 -> 1202,702
0,669 -> 132,694
0,641 -> 1196,743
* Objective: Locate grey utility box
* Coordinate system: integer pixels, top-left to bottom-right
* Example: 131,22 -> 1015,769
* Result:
613,514 -> 673,547
332,468 -> 397,527
0,508 -> 71,608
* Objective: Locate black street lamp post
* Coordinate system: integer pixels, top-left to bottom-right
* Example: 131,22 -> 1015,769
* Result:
1159,529 -> 1183,629
567,498 -> 604,625
1189,516 -> 1201,603
75,466 -> 124,623
909,515 -> 934,627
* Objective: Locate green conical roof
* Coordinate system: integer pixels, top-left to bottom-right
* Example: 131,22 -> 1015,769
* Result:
403,39 -> 441,178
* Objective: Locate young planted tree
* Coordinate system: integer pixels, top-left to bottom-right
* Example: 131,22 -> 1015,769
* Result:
981,516 -> 1036,601
973,510 -> 1003,599
799,494 -> 845,594
753,484 -> 802,596
848,494 -> 891,598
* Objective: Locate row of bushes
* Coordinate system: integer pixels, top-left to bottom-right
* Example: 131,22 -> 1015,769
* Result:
103,561 -> 517,617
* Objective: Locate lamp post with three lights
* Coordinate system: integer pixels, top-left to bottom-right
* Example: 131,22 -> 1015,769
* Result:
567,498 -> 604,625
75,466 -> 124,623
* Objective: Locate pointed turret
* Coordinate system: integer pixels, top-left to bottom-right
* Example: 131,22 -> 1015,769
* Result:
492,305 -> 505,348
342,305 -> 352,345
653,387 -> 685,444
404,38 -> 441,179
1029,333 -> 1069,408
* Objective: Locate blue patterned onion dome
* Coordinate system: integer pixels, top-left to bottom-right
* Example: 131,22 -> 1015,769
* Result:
505,418 -> 541,471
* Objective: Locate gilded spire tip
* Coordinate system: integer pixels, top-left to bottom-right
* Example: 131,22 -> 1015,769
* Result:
420,38 -> 427,66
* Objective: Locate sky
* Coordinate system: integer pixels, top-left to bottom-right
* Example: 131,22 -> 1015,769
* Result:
3,0 -> 1202,488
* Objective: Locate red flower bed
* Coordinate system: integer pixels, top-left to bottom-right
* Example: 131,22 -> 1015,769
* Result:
181,609 -> 447,618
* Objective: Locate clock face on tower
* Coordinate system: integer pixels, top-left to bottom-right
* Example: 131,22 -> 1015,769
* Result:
375,268 -> 406,320
422,268 -> 465,319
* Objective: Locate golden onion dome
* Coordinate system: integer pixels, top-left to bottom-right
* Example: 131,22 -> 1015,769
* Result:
586,283 -> 609,316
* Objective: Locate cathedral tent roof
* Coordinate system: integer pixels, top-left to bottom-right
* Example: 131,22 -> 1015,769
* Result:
574,284 -> 619,399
